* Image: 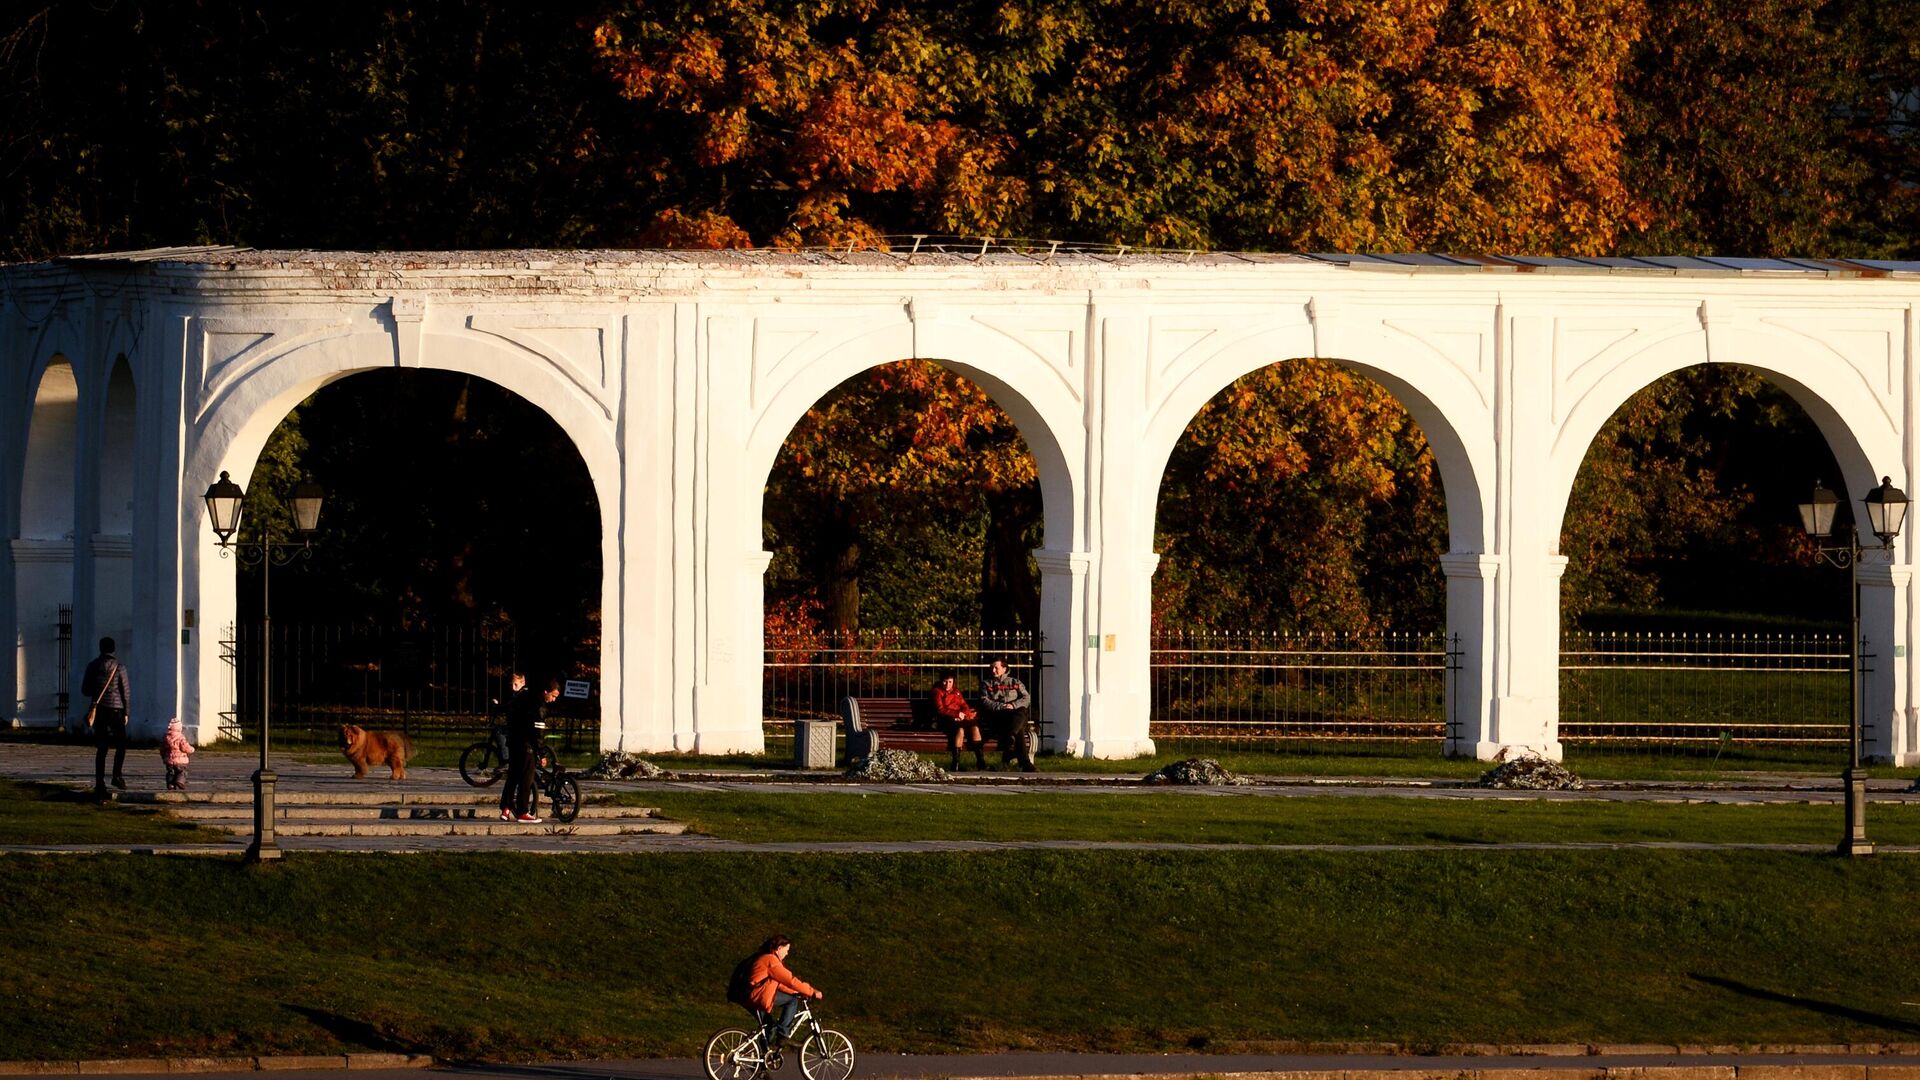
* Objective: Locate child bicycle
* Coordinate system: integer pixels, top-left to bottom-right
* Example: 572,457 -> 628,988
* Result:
704,999 -> 853,1080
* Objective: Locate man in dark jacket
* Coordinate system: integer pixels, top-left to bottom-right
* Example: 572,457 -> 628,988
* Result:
81,638 -> 131,792
499,673 -> 557,823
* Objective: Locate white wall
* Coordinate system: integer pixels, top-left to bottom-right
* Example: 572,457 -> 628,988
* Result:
1,255 -> 1914,760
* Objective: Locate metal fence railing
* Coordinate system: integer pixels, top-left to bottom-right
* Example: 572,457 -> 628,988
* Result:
763,629 -> 1049,748
1559,631 -> 1851,752
221,623 -> 584,751
1149,631 -> 1455,748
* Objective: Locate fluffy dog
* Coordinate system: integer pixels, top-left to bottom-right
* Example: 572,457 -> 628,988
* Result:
338,724 -> 412,780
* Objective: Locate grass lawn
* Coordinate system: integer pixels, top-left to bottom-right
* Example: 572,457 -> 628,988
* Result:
3,850 -> 1920,1061
0,779 -> 231,845
619,788 -> 1920,846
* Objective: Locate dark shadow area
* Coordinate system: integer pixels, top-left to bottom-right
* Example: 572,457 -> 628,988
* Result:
284,1004 -> 426,1054
1689,973 -> 1920,1035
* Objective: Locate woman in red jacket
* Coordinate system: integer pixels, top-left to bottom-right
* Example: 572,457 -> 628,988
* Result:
749,934 -> 823,1047
932,673 -> 986,772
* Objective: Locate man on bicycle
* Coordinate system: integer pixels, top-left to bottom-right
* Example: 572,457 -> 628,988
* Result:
748,934 -> 823,1048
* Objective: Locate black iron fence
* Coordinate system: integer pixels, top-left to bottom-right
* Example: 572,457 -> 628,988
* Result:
1149,630 -> 1456,748
763,629 -> 1048,745
1559,631 -> 1851,754
222,623 -> 563,750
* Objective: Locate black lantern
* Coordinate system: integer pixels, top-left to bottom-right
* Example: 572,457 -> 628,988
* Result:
1863,476 -> 1909,547
290,481 -> 326,536
204,471 -> 245,545
1798,484 -> 1839,540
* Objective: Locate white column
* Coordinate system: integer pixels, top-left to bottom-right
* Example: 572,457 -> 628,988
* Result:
1858,561 -> 1913,764
1491,554 -> 1568,760
1440,552 -> 1501,758
1033,547 -> 1092,755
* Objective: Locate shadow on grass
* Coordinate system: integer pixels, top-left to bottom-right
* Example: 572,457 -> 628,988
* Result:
1690,973 -> 1920,1035
284,1004 -> 424,1055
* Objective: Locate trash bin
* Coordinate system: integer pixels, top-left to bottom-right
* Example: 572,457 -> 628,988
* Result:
794,720 -> 837,769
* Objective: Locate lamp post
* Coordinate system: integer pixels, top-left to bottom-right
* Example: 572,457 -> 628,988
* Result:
1797,475 -> 1908,857
203,470 -> 325,863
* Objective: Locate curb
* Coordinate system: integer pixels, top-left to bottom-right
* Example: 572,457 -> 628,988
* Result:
1004,1070 -> 1920,1080
0,1055 -> 432,1075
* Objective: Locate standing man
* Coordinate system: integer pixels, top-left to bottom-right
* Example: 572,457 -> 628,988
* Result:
498,672 -> 552,824
81,637 -> 130,792
979,658 -> 1037,773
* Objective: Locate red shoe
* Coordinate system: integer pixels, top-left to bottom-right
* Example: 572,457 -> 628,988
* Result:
516,813 -> 543,824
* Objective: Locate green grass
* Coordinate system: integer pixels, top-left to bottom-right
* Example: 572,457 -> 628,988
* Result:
4,850 -> 1920,1061
619,788 -> 1920,846
0,780 -> 230,845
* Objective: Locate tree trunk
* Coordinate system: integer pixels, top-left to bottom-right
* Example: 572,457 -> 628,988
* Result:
823,532 -> 863,632
980,485 -> 1040,631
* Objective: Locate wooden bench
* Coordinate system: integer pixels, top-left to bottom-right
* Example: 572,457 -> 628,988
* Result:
841,696 -> 944,762
841,695 -> 1038,764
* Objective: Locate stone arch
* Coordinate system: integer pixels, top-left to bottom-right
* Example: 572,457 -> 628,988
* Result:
13,355 -> 79,726
1546,327 -> 1898,548
19,355 -> 79,542
97,356 -> 136,535
182,325 -> 623,744
1140,326 -> 1492,555
743,319 -> 1084,550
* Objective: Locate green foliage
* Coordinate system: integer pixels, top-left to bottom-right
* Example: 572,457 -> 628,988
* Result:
1155,359 -> 1447,633
1561,366 -> 1847,625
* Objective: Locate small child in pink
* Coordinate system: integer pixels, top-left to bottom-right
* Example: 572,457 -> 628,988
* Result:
161,717 -> 194,790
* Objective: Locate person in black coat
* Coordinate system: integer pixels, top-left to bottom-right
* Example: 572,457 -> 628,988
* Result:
81,638 -> 131,792
499,673 -> 558,823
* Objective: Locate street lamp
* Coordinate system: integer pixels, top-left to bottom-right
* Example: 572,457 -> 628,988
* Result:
203,470 -> 325,863
1797,475 -> 1908,857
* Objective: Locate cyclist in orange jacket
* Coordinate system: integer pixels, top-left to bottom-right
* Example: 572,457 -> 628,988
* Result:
749,934 -> 823,1048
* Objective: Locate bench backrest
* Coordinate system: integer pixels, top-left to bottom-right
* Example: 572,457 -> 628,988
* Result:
842,696 -> 937,732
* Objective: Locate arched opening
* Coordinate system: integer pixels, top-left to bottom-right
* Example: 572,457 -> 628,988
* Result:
1147,356 -> 1452,768
92,356 -> 136,667
1557,364 -> 1854,771
220,368 -> 604,760
758,358 -> 1050,764
14,356 -> 79,727
98,357 -> 135,534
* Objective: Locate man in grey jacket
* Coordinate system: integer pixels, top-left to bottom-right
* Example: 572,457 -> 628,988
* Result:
979,658 -> 1037,772
81,638 -> 131,792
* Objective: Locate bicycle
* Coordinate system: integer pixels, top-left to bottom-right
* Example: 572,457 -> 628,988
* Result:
460,725 -> 558,788
461,725 -> 579,823
704,998 -> 853,1080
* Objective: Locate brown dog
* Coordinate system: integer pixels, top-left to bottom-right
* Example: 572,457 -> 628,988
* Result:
339,724 -> 412,780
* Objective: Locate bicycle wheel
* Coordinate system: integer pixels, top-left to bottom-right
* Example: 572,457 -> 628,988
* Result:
704,1028 -> 763,1080
551,775 -> 581,823
458,742 -> 501,787
799,1029 -> 854,1080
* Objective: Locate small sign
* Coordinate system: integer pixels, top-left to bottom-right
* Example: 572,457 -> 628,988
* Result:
1104,634 -> 1117,652
563,679 -> 593,700
1086,635 -> 1099,649
1898,645 -> 1909,658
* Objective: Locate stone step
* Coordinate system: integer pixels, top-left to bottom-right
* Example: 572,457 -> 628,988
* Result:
115,788 -> 611,807
171,804 -> 663,822
213,819 -> 689,838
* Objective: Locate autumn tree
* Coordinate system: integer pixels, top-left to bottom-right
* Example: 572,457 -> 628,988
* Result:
589,0 -> 1645,251
1154,359 -> 1447,634
764,361 -> 1038,632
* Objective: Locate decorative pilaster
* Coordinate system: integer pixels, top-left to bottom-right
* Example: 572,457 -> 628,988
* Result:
1439,552 -> 1502,759
1033,547 -> 1093,756
1857,561 -> 1914,764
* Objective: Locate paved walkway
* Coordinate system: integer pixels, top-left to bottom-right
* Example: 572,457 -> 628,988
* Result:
13,1049 -> 1920,1080
6,741 -> 1920,855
